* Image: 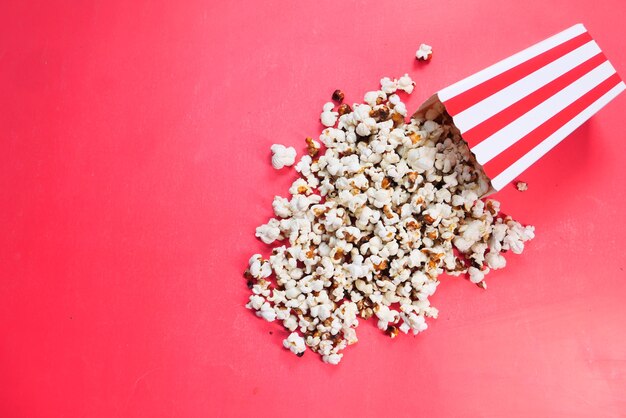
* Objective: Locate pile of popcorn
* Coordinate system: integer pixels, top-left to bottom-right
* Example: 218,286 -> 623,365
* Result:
245,73 -> 535,365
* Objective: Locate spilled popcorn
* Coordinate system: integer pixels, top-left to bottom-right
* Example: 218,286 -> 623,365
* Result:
416,43 -> 433,61
246,73 -> 534,364
271,144 -> 297,169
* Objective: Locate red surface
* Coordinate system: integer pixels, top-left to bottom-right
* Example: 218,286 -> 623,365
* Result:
1,1 -> 626,417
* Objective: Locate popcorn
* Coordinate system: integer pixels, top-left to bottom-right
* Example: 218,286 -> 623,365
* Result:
289,178 -> 311,196
272,196 -> 292,218
255,219 -> 281,244
283,332 -> 306,356
322,353 -> 343,365
248,254 -> 272,279
407,147 -> 437,172
356,120 -> 375,137
271,144 -> 297,169
305,137 -> 321,157
364,91 -> 386,107
246,72 -> 534,365
320,102 -> 339,127
515,181 -> 528,191
416,44 -> 433,61
397,74 -> 415,94
283,316 -> 298,331
332,89 -> 345,103
375,304 -> 399,331
485,251 -> 506,269
468,266 -> 487,284
380,77 -> 398,94
246,294 -> 265,311
258,302 -> 277,322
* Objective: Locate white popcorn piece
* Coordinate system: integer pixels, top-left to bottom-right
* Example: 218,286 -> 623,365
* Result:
356,120 -> 374,137
271,144 -> 297,169
468,266 -> 490,284
246,294 -> 265,311
320,102 -> 339,127
322,353 -> 343,365
372,189 -> 392,208
258,302 -> 277,322
375,304 -> 399,331
248,254 -> 272,279
416,43 -> 433,61
485,251 -> 506,270
394,101 -> 408,116
380,77 -> 398,94
388,94 -> 401,106
397,74 -> 415,94
272,196 -> 292,218
283,332 -> 306,356
401,312 -> 428,334
407,147 -> 437,172
283,315 -> 298,331
295,155 -> 313,175
289,178 -> 312,196
255,219 -> 281,244
364,91 -> 386,107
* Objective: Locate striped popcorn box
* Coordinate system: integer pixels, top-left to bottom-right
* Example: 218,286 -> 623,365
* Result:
414,23 -> 625,192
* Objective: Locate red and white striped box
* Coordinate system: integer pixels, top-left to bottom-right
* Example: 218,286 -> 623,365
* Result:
415,23 -> 625,192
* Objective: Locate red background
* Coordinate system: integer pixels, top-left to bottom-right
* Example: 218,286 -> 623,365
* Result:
1,1 -> 625,417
